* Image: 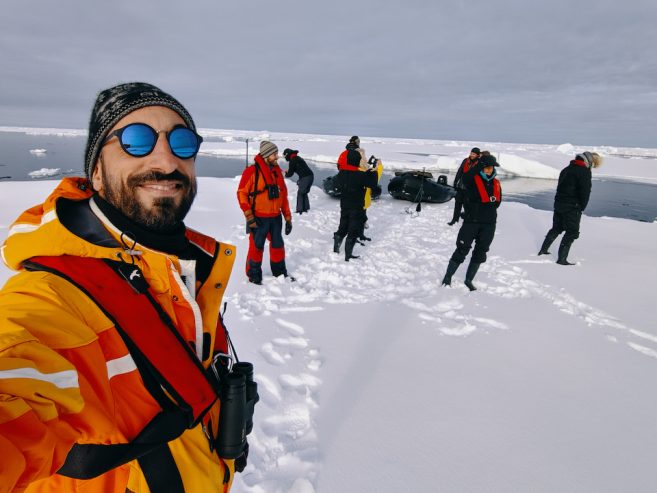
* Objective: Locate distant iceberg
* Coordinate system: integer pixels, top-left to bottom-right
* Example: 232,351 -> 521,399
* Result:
29,168 -> 60,178
556,143 -> 574,154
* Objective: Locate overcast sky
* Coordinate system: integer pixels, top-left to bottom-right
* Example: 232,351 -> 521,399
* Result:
1,0 -> 656,147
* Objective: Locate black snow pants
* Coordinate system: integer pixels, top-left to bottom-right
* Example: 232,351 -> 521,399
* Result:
295,174 -> 314,213
544,208 -> 581,250
336,208 -> 364,241
450,189 -> 464,222
450,221 -> 496,265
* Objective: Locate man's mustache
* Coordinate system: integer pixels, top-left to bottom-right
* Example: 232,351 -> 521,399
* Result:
128,170 -> 191,188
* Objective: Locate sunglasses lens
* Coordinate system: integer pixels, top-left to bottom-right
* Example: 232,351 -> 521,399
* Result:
120,123 -> 157,156
169,127 -> 201,159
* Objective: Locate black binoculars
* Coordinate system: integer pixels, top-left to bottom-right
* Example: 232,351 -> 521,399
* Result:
214,361 -> 260,459
368,155 -> 378,167
266,183 -> 280,200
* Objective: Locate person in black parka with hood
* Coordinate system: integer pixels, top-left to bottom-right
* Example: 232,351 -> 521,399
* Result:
442,153 -> 502,291
283,148 -> 314,214
538,151 -> 602,265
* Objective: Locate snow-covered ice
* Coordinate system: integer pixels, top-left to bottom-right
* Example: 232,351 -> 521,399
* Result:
28,167 -> 60,178
1,134 -> 656,492
0,126 -> 86,138
193,128 -> 657,183
4,125 -> 657,183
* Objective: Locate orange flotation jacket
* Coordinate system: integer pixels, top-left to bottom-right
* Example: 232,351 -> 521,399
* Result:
24,254 -> 226,489
0,177 -> 240,493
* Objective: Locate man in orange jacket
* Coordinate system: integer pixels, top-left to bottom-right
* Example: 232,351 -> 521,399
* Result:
237,141 -> 293,284
0,83 -> 249,492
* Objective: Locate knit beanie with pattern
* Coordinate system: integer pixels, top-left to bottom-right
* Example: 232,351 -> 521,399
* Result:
84,82 -> 196,180
260,140 -> 279,158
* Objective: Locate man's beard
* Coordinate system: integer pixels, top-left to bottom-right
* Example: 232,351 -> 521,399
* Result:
101,168 -> 197,231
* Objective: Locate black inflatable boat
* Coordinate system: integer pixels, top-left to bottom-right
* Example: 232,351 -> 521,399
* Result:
387,170 -> 456,204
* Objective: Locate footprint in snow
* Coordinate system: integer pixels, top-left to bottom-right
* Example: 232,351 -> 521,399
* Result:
247,318 -> 321,492
272,337 -> 309,350
279,373 -> 321,395
259,342 -> 286,366
475,253 -> 657,362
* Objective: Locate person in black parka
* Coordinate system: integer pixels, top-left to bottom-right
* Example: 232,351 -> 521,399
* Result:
448,147 -> 481,225
333,137 -> 378,261
442,154 -> 502,291
283,148 -> 315,214
538,151 -> 602,265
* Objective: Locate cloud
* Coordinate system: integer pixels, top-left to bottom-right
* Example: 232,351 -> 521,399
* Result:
1,0 -> 656,147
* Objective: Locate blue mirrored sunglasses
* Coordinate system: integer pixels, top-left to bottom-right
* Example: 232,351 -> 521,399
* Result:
103,123 -> 203,159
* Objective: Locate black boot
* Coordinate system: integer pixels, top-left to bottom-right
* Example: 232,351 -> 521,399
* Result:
556,241 -> 575,265
345,238 -> 360,261
247,260 -> 263,285
441,260 -> 460,286
333,233 -> 344,254
447,213 -> 459,226
464,261 -> 481,291
271,260 -> 288,278
538,233 -> 557,255
359,221 -> 371,241
448,201 -> 461,225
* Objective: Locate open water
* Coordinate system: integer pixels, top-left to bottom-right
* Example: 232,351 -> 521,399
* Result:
1,132 -> 655,223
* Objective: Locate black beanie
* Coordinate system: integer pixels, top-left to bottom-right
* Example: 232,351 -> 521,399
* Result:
479,154 -> 499,167
471,147 -> 481,155
84,82 -> 196,180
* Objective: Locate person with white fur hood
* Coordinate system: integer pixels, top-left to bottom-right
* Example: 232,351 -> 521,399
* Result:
538,151 -> 602,265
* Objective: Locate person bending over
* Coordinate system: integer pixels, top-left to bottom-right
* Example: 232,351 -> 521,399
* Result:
538,151 -> 602,265
283,148 -> 314,214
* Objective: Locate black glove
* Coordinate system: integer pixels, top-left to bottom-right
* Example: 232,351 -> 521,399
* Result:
285,221 -> 292,235
246,217 -> 258,232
